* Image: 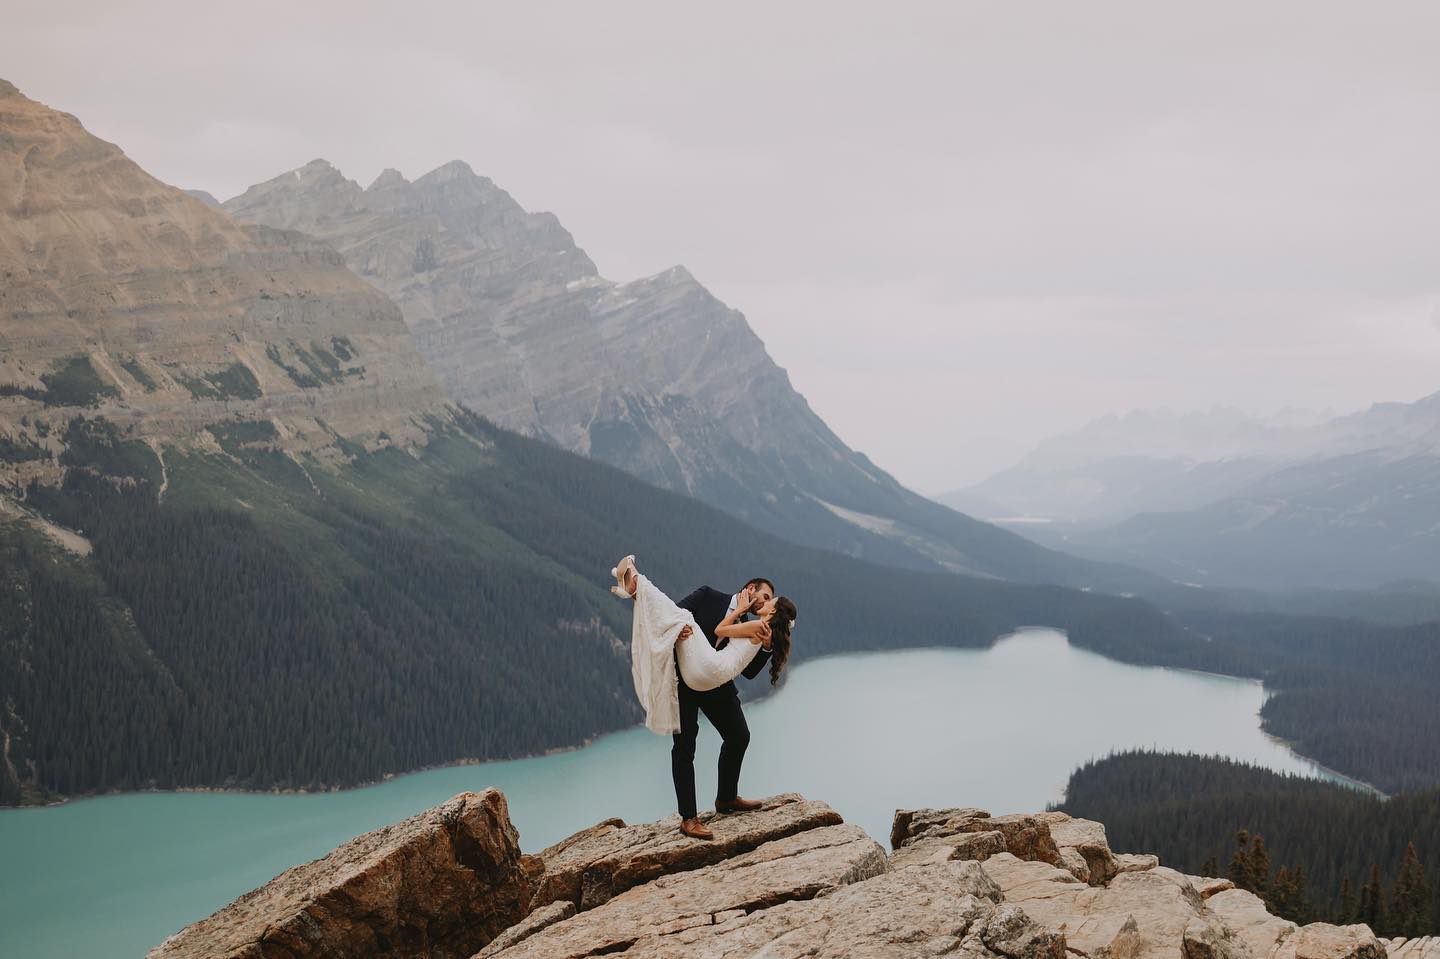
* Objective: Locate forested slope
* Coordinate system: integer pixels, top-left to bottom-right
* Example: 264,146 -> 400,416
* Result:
0,410 -> 1191,806
1058,752 -> 1440,936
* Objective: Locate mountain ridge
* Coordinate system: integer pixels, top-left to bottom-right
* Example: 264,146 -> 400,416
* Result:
223,156 -> 1158,591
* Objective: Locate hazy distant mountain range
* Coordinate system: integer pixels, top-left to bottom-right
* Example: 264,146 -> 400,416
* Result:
939,407 -> 1334,524
219,158 -> 1147,589
947,400 -> 1440,589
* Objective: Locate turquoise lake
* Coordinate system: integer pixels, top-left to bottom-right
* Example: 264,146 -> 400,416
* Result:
0,629 -> 1351,958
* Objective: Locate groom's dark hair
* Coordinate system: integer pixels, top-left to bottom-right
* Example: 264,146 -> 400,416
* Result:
744,576 -> 775,594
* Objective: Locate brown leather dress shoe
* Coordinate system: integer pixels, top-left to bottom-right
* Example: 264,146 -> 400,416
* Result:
715,796 -> 764,814
679,817 -> 714,840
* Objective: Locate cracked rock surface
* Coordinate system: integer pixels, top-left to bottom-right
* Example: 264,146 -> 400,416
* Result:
485,823 -> 887,958
528,793 -> 841,912
150,791 -> 1394,959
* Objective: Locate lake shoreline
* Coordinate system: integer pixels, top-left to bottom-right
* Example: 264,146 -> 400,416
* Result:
1,627 -> 1384,813
3,631 -> 1368,959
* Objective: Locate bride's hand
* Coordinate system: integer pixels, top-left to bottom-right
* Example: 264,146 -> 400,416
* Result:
735,586 -> 755,616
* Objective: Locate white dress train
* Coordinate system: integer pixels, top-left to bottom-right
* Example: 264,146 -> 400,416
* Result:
629,573 -> 761,735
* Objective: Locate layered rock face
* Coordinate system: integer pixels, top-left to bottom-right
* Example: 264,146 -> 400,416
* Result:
147,791 -> 535,959
223,159 -> 1141,588
151,793 -> 1391,959
0,79 -> 449,495
222,160 -> 856,495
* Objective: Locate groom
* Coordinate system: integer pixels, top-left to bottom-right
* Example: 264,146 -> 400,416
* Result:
672,576 -> 775,840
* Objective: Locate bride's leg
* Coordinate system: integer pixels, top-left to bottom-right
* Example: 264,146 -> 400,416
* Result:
631,573 -> 685,618
611,555 -> 638,597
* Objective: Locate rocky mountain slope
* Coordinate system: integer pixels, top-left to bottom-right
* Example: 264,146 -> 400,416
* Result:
149,789 -> 1406,959
221,159 -> 1154,592
0,78 -> 449,496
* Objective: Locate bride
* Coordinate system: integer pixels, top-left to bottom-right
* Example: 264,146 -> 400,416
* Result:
610,555 -> 796,734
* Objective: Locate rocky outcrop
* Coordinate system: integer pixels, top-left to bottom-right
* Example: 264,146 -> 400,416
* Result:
146,790 -> 534,959
0,80 -> 450,497
152,792 -> 1393,959
528,793 -> 842,912
1040,810 -> 1123,885
890,805 -> 1121,885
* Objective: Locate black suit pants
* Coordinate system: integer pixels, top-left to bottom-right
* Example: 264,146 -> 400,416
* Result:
671,684 -> 750,819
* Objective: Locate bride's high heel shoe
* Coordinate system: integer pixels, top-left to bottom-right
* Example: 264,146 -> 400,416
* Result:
610,554 -> 637,598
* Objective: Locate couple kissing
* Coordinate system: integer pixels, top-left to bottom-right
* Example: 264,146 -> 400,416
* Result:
611,556 -> 797,840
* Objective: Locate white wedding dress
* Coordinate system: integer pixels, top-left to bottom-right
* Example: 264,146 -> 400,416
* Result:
629,574 -> 761,735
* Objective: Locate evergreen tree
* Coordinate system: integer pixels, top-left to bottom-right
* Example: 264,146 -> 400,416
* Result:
1271,866 -> 1296,918
1249,835 -> 1272,900
1290,865 -> 1312,924
1229,831 -> 1253,889
1201,856 -> 1219,877
1359,864 -> 1387,932
1390,843 -> 1432,937
1336,875 -> 1357,925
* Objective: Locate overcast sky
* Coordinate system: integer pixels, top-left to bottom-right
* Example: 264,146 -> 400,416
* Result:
7,2 -> 1440,490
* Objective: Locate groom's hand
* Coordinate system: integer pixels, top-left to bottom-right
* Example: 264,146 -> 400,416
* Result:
677,625 -> 693,642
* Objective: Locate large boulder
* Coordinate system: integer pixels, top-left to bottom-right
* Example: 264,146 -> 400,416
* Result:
147,790 -> 534,959
1206,887 -> 1299,959
529,793 -> 841,912
481,823 -> 888,958
1276,924 -> 1386,959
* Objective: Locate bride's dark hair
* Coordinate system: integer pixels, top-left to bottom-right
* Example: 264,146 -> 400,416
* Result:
767,597 -> 797,686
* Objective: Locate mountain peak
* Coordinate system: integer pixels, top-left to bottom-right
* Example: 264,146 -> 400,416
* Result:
367,167 -> 409,191
226,158 -> 360,207
0,78 -> 20,99
421,159 -> 480,183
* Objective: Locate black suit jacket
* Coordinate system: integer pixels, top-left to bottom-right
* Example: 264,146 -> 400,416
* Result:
675,585 -> 771,696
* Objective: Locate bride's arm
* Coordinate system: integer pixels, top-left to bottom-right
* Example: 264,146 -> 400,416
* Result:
713,589 -> 754,640
716,619 -> 771,645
